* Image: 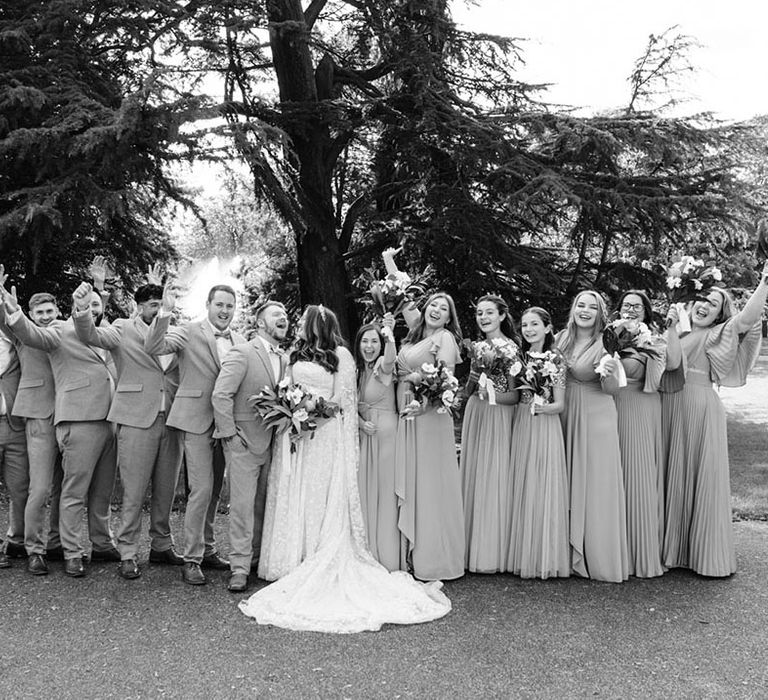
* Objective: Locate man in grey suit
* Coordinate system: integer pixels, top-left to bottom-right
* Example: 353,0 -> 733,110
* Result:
212,301 -> 288,592
73,282 -> 183,580
0,291 -> 63,575
145,283 -> 245,585
3,284 -> 118,577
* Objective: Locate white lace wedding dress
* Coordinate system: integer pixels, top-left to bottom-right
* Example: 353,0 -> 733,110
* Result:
239,346 -> 451,633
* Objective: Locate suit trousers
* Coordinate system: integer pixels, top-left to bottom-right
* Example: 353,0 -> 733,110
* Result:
24,417 -> 62,554
181,429 -> 225,563
116,413 -> 182,560
0,415 -> 28,546
56,420 -> 117,559
224,439 -> 271,575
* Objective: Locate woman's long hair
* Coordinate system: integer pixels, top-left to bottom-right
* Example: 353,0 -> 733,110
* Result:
519,306 -> 556,353
290,305 -> 345,373
706,286 -> 737,327
403,292 -> 463,345
557,290 -> 609,357
353,323 -> 385,374
475,294 -> 520,345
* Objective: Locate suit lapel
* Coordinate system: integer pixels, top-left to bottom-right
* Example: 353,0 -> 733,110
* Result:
201,321 -> 222,369
252,338 -> 276,386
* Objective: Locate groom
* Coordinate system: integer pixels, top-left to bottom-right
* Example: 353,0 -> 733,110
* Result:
212,301 -> 288,592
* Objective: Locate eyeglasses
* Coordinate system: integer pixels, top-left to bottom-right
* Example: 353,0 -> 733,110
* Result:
620,302 -> 643,311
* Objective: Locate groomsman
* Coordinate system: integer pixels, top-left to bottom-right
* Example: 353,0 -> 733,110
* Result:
0,317 -> 28,570
0,290 -> 62,575
73,282 -> 183,579
3,283 -> 118,577
212,301 -> 288,592
144,283 -> 246,585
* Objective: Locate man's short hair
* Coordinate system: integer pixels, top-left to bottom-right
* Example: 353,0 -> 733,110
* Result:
207,285 -> 237,303
255,300 -> 286,321
28,293 -> 57,310
134,284 -> 164,305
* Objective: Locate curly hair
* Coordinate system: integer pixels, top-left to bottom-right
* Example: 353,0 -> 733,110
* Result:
289,305 -> 345,373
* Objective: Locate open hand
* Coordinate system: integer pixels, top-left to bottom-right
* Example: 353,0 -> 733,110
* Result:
1,283 -> 19,314
146,263 -> 163,285
88,255 -> 112,290
161,282 -> 177,313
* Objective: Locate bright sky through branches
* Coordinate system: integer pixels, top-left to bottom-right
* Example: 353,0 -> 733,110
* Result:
452,0 -> 768,120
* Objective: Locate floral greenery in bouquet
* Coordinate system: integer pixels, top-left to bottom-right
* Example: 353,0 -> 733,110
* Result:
664,255 -> 723,332
519,350 -> 565,415
356,247 -> 434,322
465,337 -> 522,403
602,318 -> 662,360
402,360 -> 461,418
248,378 -> 340,452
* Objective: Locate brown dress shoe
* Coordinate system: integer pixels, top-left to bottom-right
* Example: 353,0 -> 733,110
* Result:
118,559 -> 141,580
149,548 -> 185,566
64,557 -> 86,578
27,554 -> 49,576
227,572 -> 248,593
90,547 -> 121,562
201,552 -> 229,570
181,562 -> 206,585
0,551 -> 10,569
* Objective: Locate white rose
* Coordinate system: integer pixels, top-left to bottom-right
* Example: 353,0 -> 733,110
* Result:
293,408 -> 309,422
667,276 -> 681,289
509,361 -> 522,376
693,279 -> 703,290
442,389 -> 456,406
711,267 -> 722,281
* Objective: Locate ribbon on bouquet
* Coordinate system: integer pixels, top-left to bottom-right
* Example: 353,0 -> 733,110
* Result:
477,372 -> 497,405
595,352 -> 627,388
530,393 -> 545,416
672,302 -> 692,334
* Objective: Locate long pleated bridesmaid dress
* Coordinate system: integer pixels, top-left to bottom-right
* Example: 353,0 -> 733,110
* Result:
508,361 -> 570,579
660,319 -> 761,577
358,359 -> 400,571
615,348 -> 666,578
558,339 -> 629,582
459,340 -> 518,573
395,329 -> 465,581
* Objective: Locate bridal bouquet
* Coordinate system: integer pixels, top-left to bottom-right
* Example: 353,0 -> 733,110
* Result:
664,256 -> 722,332
520,350 -> 564,415
249,378 -> 340,452
467,337 -> 522,404
602,318 -> 661,360
402,361 -> 461,418
356,247 -> 433,321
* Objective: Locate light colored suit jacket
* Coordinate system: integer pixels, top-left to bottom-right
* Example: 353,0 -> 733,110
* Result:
144,314 -> 245,434
0,309 -> 55,420
74,312 -> 180,429
8,314 -> 116,425
0,337 -> 24,432
212,338 -> 284,454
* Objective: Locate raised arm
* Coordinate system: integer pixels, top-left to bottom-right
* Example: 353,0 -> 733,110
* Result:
144,283 -> 186,355
2,285 -> 61,351
73,308 -> 122,349
732,261 -> 768,334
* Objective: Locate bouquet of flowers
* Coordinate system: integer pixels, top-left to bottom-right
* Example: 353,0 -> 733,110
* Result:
356,247 -> 433,321
466,337 -> 522,404
664,255 -> 723,332
602,318 -> 661,360
248,378 -> 340,452
402,361 -> 461,418
520,350 -> 564,415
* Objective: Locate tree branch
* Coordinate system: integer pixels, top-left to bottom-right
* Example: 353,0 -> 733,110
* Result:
304,0 -> 329,31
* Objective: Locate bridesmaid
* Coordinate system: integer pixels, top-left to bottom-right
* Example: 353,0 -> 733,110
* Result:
509,307 -> 570,579
556,290 -> 629,583
661,261 -> 768,577
459,295 -> 520,573
355,313 -> 399,571
395,292 -> 465,581
614,291 -> 666,578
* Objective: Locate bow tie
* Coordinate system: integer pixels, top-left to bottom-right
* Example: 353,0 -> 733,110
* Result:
214,330 -> 232,340
269,345 -> 285,356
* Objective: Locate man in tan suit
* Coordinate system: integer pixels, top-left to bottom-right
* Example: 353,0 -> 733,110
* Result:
212,301 -> 288,592
145,283 -> 245,585
3,285 -> 118,577
0,292 -> 63,575
73,282 -> 183,580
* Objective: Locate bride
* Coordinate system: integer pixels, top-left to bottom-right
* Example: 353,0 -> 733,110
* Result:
239,305 -> 450,633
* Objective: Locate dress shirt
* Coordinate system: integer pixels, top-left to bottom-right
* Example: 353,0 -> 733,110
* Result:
257,335 -> 282,381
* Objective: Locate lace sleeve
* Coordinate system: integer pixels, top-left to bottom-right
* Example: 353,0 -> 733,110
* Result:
336,346 -> 360,461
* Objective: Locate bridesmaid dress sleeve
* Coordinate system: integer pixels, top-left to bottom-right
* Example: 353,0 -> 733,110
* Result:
431,329 -> 463,366
372,355 -> 394,386
706,317 -> 762,388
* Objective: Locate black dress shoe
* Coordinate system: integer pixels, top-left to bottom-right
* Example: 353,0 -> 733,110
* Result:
201,552 -> 229,570
90,547 -> 121,562
5,542 -> 27,558
0,551 -> 10,569
149,548 -> 185,566
227,572 -> 248,592
27,554 -> 49,576
250,558 -> 260,573
118,559 -> 141,580
181,562 -> 206,586
46,546 -> 65,561
64,557 -> 86,578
